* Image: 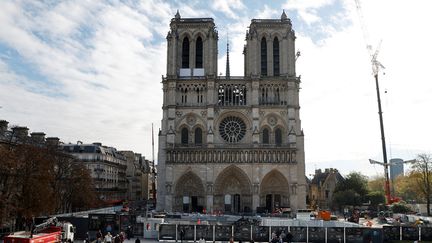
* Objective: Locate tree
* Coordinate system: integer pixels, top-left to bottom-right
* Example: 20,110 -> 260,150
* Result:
368,176 -> 385,194
410,154 -> 432,215
333,189 -> 362,209
47,147 -> 97,213
0,144 -> 21,227
0,141 -> 97,228
393,172 -> 422,203
333,172 -> 369,208
335,172 -> 368,196
391,202 -> 411,214
366,191 -> 385,207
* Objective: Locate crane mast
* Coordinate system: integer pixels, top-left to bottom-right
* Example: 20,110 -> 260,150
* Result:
354,0 -> 392,204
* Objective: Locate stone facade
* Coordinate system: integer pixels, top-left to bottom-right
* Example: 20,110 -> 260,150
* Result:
120,151 -> 151,201
309,168 -> 344,210
157,11 -> 306,213
62,142 -> 128,201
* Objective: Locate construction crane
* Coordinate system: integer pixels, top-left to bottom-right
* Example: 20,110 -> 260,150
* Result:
353,0 -> 393,204
369,159 -> 416,202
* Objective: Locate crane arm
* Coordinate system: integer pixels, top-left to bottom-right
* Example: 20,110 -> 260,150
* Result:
354,0 -> 372,55
31,217 -> 58,235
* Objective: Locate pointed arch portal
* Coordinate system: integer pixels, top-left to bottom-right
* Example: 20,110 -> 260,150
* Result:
214,165 -> 252,213
260,170 -> 290,212
174,171 -> 205,212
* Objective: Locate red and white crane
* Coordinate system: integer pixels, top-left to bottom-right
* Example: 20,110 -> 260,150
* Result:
353,0 -> 394,203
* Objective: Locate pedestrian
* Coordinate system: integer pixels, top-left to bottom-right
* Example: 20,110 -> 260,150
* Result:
135,238 -> 141,243
84,231 -> 90,243
270,232 -> 278,243
114,234 -> 121,243
127,226 -> 132,240
180,229 -> 185,243
119,232 -> 125,243
229,236 -> 234,243
105,232 -> 112,243
96,230 -> 103,243
279,231 -> 286,243
286,231 -> 293,243
271,231 -> 276,240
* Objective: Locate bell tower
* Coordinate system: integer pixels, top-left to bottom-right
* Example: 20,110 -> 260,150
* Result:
244,10 -> 297,77
166,11 -> 218,78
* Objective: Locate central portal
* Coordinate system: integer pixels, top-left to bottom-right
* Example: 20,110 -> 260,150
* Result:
214,165 -> 252,213
224,194 -> 242,213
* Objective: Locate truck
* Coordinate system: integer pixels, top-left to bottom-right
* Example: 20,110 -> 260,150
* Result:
3,217 -> 75,243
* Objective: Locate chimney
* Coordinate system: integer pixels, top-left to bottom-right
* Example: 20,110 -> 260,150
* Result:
325,168 -> 329,173
46,137 -> 60,146
12,126 -> 29,141
0,120 -> 8,136
30,132 -> 46,144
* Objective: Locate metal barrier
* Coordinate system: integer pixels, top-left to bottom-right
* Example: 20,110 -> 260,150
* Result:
158,224 -> 432,242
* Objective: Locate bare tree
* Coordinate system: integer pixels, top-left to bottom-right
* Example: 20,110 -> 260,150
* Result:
0,142 -> 97,228
411,154 -> 432,215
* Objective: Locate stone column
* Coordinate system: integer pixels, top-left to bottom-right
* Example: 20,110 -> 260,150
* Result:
252,183 -> 260,212
206,182 -> 214,213
251,38 -> 258,75
281,37 -> 288,75
288,35 -> 296,76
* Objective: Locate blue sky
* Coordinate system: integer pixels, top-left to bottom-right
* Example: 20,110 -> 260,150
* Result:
1,0 -> 432,178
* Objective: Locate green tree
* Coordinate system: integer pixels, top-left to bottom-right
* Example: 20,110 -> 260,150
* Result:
333,172 -> 369,208
368,176 -> 385,194
333,189 -> 362,208
410,154 -> 432,215
335,172 -> 368,196
391,202 -> 411,214
393,172 -> 421,203
366,191 -> 385,207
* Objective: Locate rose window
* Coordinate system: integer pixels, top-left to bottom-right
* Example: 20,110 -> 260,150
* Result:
219,116 -> 246,143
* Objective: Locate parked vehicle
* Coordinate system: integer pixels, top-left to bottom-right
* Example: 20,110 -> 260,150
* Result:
3,217 -> 75,243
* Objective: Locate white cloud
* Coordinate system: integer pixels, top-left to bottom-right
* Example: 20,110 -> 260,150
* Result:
1,0 -> 432,179
212,0 -> 245,19
0,1 -> 168,157
255,4 -> 279,19
282,0 -> 335,25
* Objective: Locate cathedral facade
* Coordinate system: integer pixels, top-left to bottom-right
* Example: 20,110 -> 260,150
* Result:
157,11 -> 306,214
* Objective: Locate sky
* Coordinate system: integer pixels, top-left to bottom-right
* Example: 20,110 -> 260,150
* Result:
1,0 -> 431,179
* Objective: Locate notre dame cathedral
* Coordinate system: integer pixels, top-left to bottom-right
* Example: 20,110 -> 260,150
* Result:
157,10 -> 306,214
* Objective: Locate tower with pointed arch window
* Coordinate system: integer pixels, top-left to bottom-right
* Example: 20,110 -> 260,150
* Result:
157,10 -> 306,214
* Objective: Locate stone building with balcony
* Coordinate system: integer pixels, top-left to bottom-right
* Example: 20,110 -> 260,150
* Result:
62,142 -> 128,202
157,11 -> 306,213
